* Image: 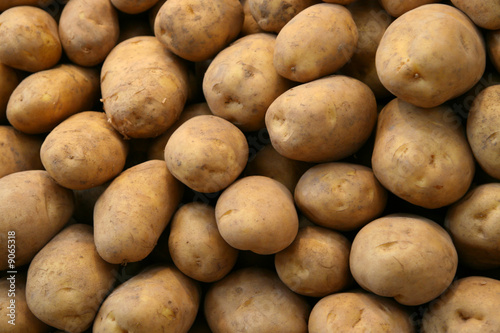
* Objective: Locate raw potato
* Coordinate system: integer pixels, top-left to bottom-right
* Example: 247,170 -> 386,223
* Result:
164,115 -> 248,193
215,175 -> 299,254
349,214 -> 458,306
445,183 -> 500,270
487,30 -> 500,73
168,202 -> 238,282
273,3 -> 358,83
93,265 -> 200,333
422,276 -> 500,332
378,0 -> 440,17
265,75 -> 377,163
0,6 -> 61,72
0,126 -> 44,178
240,0 -> 265,36
466,85 -> 500,180
451,0 -> 500,30
205,267 -> 310,333
0,170 -> 74,271
59,0 -> 120,67
294,162 -> 387,231
154,0 -> 244,62
275,225 -> 352,297
111,0 -> 160,14
26,224 -> 118,333
7,64 -> 100,134
376,4 -> 486,108
40,111 -> 129,190
101,36 -> 189,138
371,98 -> 475,209
203,33 -> 293,131
94,159 -> 184,264
308,290 -> 415,332
0,64 -> 19,123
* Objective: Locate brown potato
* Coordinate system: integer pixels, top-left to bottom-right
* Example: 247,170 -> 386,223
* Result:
451,0 -> 500,30
111,0 -> 160,14
0,64 -> 19,123
378,0 -> 440,17
0,126 -> 44,178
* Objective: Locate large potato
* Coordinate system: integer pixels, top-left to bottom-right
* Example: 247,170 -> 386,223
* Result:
7,64 -> 100,134
0,126 -> 43,178
378,0 -> 439,17
26,224 -> 118,333
451,0 -> 500,30
0,170 -> 74,271
371,98 -> 475,209
376,4 -> 486,108
0,63 -> 19,123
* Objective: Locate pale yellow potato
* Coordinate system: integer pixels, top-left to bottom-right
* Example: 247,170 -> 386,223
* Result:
0,63 -> 18,123
487,30 -> 500,73
93,265 -> 200,333
371,98 -> 475,209
7,64 -> 100,134
378,0 -> 439,17
111,0 -> 160,14
0,126 -> 43,178
350,214 -> 458,306
0,6 -> 61,72
376,4 -> 486,108
240,0 -> 265,36
26,224 -> 118,333
451,0 -> 500,30
94,159 -> 184,264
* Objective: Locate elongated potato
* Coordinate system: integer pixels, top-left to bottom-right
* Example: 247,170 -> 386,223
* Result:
0,126 -> 43,178
0,63 -> 19,123
7,64 -> 100,134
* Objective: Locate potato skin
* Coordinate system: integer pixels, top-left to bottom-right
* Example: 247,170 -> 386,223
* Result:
7,64 -> 100,134
26,224 -> 118,333
0,126 -> 44,178
93,265 -> 201,333
451,0 -> 500,30
0,6 -> 61,72
0,64 -> 19,123
59,0 -> 119,67
0,170 -> 74,271
378,0 -> 439,17
94,159 -> 184,264
111,0 -> 160,14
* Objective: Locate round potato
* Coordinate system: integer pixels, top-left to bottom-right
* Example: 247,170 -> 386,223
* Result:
376,4 -> 486,108
111,0 -> 160,14
0,63 -> 19,123
350,214 -> 458,306
378,0 -> 439,17
0,6 -> 61,72
0,126 -> 43,178
265,75 -> 377,163
451,0 -> 500,30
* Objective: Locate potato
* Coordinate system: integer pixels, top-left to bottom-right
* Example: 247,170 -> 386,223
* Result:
154,0 -> 244,62
168,202 -> 238,282
26,224 -> 118,332
378,0 -> 440,17
273,3 -> 358,83
240,0 -> 265,36
0,63 -> 19,123
451,0 -> 500,30
375,4 -> 486,108
58,0 -> 119,67
94,159 -> 183,264
275,225 -> 352,297
309,290 -> 416,332
487,30 -> 500,74
111,0 -> 160,14
0,170 -> 74,271
93,265 -> 201,333
0,6 -> 61,72
204,267 -> 310,333
466,85 -> 500,180
164,115 -> 248,193
0,126 -> 43,178
265,75 -> 377,163
350,214 -> 458,306
40,111 -> 129,190
294,162 -> 387,231
215,175 -> 298,254
7,64 -> 100,134
422,276 -> 500,332
371,98 -> 475,209
101,36 -> 189,138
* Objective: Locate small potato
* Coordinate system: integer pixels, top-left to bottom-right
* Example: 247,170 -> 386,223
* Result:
205,267 -> 310,333
487,30 -> 500,73
376,4 -> 486,108
111,0 -> 160,14
168,202 -> 238,282
0,63 -> 19,123
164,115 -> 248,193
451,0 -> 500,30
154,0 -> 244,62
265,75 -> 377,163
26,224 -> 118,333
215,175 -> 299,255
0,170 -> 74,271
0,126 -> 44,178
40,111 -> 129,190
350,214 -> 458,306
378,0 -> 440,17
7,64 -> 100,134
422,276 -> 500,332
275,226 -> 352,297
308,291 -> 415,332
294,162 -> 387,231
93,265 -> 200,333
0,6 -> 61,72
94,159 -> 183,264
273,3 -> 358,83
58,0 -> 119,67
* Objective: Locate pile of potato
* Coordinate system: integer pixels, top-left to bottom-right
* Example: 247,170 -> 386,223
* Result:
1,0 -> 500,332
